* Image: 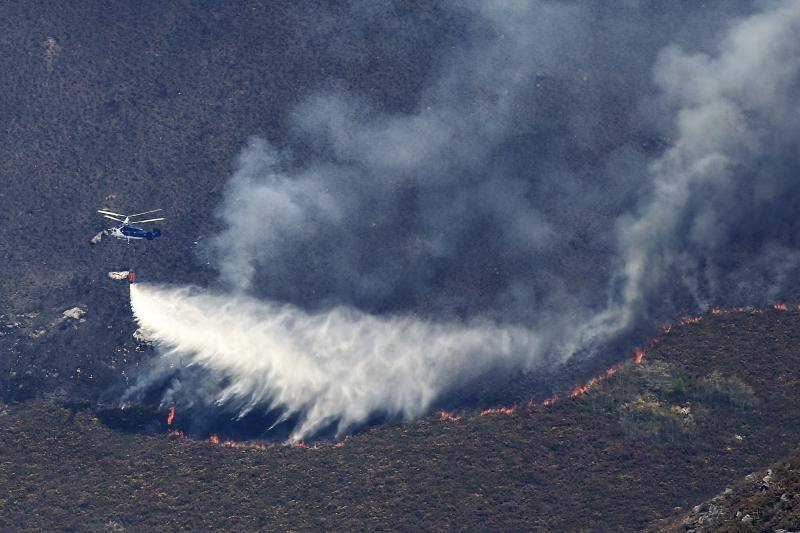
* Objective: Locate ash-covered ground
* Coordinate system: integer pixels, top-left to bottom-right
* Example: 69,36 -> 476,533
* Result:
5,1 -> 800,438
4,308 -> 800,531
4,0 -> 800,515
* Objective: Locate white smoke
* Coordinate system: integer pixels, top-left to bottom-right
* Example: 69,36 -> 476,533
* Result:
569,0 -> 800,350
621,0 -> 800,312
126,1 -> 800,440
130,283 -> 541,440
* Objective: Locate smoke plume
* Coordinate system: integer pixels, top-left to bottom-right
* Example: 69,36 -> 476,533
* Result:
570,0 -> 800,351
127,1 -> 800,439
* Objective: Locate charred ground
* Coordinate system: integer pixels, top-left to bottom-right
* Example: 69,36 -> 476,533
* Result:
2,2 -> 800,531
2,309 -> 800,531
0,0 -> 554,414
0,0 -> 464,314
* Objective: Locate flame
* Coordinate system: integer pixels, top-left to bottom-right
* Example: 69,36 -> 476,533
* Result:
569,385 -> 588,397
480,406 -> 516,416
542,395 -> 559,407
570,377 -> 596,397
198,432 -> 322,452
677,316 -> 703,327
556,303 -> 799,405
217,436 -> 263,450
568,363 -> 623,398
167,303 -> 799,449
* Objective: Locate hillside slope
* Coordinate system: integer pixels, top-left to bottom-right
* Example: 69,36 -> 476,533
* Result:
0,1 -> 461,313
2,308 -> 800,531
653,447 -> 800,532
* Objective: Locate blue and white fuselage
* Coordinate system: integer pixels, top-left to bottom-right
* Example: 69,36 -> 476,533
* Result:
96,208 -> 164,243
108,223 -> 162,241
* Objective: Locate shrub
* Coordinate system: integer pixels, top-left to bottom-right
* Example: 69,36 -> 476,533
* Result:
696,371 -> 757,409
667,376 -> 688,401
630,360 -> 679,396
618,393 -> 696,442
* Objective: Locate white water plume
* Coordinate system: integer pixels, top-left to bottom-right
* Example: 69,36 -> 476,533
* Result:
130,283 -> 542,440
125,1 -> 800,441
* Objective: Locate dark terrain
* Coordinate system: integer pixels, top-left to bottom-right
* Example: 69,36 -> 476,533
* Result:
2,308 -> 800,530
0,0 -> 670,419
0,1 -> 463,308
655,447 -> 800,532
0,0 -> 461,404
2,2 -> 800,531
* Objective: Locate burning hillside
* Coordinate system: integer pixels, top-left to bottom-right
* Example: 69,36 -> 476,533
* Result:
73,1 -> 794,449
147,303 -> 797,453
4,2 -> 800,529
4,307 -> 800,531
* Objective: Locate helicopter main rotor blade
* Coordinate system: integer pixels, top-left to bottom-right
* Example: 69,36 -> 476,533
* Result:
131,217 -> 165,224
98,209 -> 126,218
102,214 -> 125,223
128,209 -> 162,218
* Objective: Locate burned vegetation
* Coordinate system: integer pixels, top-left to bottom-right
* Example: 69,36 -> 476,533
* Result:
2,307 -> 800,531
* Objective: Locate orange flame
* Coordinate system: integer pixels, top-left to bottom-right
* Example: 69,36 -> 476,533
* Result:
542,395 -> 559,407
569,385 -> 588,397
678,316 -> 703,327
568,364 -> 622,399
172,304 -> 800,450
201,433 -> 312,452
480,406 -> 516,416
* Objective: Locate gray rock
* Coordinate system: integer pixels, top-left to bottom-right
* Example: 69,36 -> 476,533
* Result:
62,307 -> 86,320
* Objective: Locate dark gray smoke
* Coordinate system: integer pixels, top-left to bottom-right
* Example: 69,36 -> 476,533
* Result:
128,1 -> 800,439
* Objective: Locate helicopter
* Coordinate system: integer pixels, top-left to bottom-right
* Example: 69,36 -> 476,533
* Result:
91,208 -> 164,244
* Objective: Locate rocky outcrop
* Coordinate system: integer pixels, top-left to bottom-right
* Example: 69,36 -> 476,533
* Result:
61,307 -> 86,321
655,451 -> 800,532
